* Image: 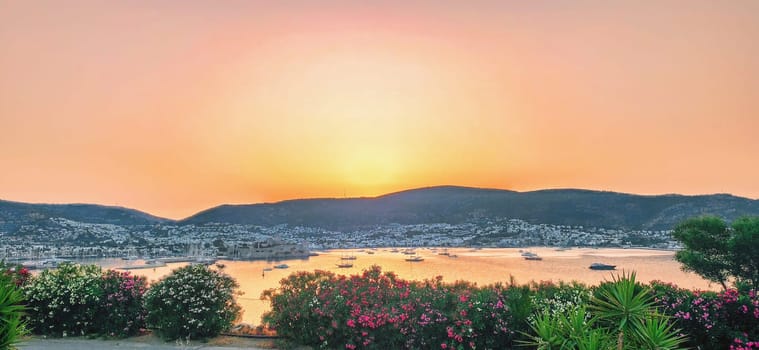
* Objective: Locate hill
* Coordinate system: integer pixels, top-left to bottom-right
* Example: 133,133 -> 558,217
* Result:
0,199 -> 168,234
180,186 -> 759,230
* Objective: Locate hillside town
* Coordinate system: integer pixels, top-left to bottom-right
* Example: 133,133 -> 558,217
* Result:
0,216 -> 679,261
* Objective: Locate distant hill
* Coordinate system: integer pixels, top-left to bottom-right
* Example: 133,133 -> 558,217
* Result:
180,186 -> 759,230
0,199 -> 168,233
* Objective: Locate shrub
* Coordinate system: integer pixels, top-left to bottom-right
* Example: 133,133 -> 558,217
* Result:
524,272 -> 687,349
144,264 -> 241,340
651,281 -> 759,349
1,264 -> 27,349
263,266 -> 531,350
99,270 -> 148,337
23,263 -> 103,337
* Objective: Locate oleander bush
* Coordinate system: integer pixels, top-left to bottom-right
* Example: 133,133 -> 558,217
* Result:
650,280 -> 759,349
99,270 -> 148,337
262,266 -> 530,349
23,263 -> 103,337
1,263 -> 27,349
22,263 -> 148,338
144,264 -> 241,341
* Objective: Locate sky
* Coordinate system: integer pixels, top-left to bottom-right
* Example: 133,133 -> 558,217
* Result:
1,0 -> 758,219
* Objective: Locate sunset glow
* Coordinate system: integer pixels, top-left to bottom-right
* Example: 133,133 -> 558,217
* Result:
1,1 -> 758,219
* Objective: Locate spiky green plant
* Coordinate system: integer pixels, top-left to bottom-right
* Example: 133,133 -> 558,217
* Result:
589,271 -> 687,350
590,272 -> 654,332
632,317 -> 687,350
0,272 -> 27,349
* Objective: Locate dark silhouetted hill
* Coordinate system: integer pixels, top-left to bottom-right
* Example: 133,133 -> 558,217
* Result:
0,199 -> 168,233
179,186 -> 759,230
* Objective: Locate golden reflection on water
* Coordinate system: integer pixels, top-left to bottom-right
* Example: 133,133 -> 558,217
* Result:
113,247 -> 713,325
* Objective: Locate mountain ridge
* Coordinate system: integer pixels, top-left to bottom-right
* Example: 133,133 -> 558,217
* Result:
2,186 -> 759,232
178,186 -> 759,230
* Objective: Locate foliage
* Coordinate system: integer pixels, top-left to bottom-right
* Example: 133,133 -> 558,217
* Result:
525,272 -> 686,350
673,215 -> 759,290
729,217 -> 759,290
1,263 -> 27,349
262,265 -> 528,349
650,280 -> 759,349
23,263 -> 103,337
99,270 -> 148,337
2,262 -> 30,288
144,264 -> 241,341
529,281 -> 591,324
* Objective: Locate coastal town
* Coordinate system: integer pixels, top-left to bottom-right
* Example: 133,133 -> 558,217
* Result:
0,216 -> 679,262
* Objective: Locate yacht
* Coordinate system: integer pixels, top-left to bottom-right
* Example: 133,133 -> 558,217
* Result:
589,263 -> 616,270
336,262 -> 353,268
405,255 -> 424,262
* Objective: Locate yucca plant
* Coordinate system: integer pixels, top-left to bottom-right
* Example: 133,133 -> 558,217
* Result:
521,305 -> 610,349
0,273 -> 27,349
590,272 -> 686,350
632,317 -> 687,350
590,272 -> 654,332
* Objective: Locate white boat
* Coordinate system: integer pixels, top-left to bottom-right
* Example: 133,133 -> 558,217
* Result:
336,262 -> 353,268
405,255 -> 424,262
340,255 -> 357,260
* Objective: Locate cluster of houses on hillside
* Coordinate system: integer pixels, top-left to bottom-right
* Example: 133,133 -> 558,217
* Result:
0,217 -> 680,261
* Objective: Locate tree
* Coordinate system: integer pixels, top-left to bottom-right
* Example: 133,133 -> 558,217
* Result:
728,217 -> 759,290
672,216 -> 759,290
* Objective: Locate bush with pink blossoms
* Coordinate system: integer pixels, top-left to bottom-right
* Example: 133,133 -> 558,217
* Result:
262,266 -> 526,350
651,281 -> 759,350
98,270 -> 148,337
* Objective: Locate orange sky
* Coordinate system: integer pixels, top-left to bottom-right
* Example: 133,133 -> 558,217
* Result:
1,1 -> 758,219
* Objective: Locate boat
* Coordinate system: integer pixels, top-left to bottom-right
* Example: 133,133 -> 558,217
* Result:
336,262 -> 353,268
273,264 -> 289,269
405,256 -> 424,262
521,251 -> 538,257
118,261 -> 167,270
438,249 -> 450,256
524,256 -> 543,261
366,251 -> 375,255
448,254 -> 458,258
341,255 -> 357,260
589,263 -> 616,270
402,249 -> 416,255
193,257 -> 217,266
263,267 -> 274,272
